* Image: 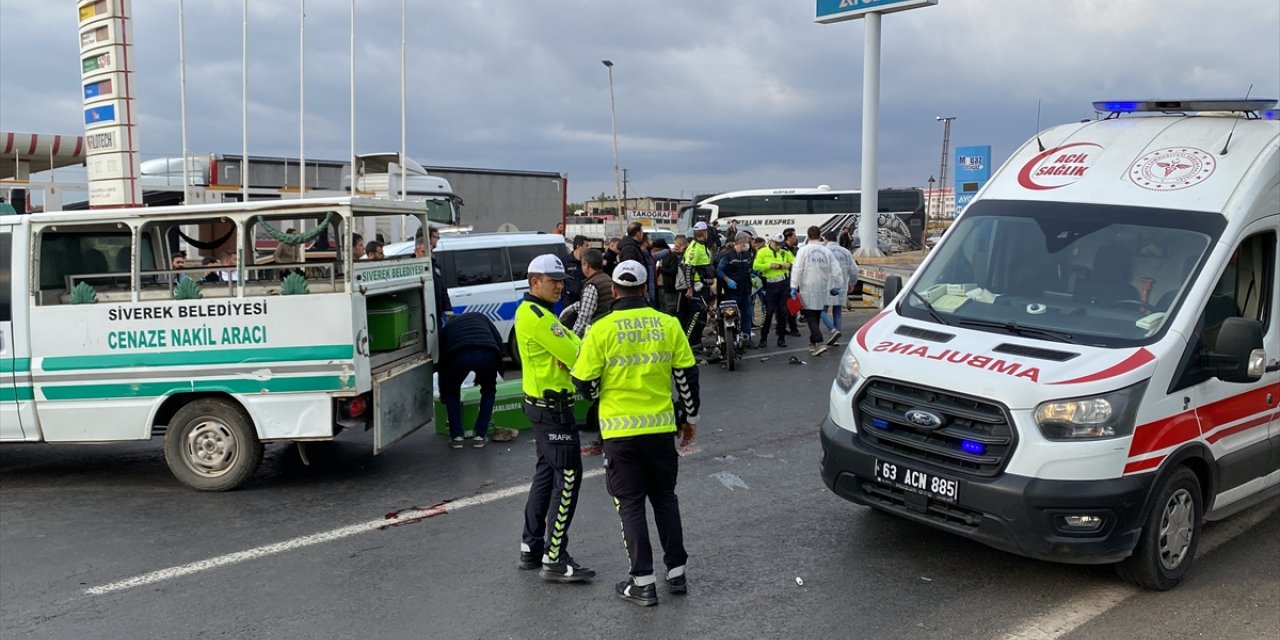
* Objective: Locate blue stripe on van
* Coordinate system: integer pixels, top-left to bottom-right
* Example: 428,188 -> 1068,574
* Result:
454,300 -> 521,324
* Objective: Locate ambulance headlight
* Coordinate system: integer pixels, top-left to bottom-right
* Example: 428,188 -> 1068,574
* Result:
1034,380 -> 1148,440
835,347 -> 862,392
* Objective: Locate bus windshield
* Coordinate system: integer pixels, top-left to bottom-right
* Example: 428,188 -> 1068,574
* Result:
898,200 -> 1226,347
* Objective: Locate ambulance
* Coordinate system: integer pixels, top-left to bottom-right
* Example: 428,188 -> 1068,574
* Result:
0,197 -> 439,491
820,99 -> 1279,589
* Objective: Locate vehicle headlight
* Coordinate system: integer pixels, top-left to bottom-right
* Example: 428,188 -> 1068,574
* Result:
836,347 -> 861,392
1034,380 -> 1149,440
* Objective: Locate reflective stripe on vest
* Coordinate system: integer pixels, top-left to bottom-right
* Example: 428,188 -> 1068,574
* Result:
600,412 -> 676,434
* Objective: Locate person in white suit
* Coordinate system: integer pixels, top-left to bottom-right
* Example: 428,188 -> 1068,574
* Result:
790,226 -> 838,356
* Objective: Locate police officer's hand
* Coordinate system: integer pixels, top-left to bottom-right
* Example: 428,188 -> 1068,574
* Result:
726,280 -> 737,290
678,422 -> 697,449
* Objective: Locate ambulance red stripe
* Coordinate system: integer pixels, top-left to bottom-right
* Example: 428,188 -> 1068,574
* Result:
1124,455 -> 1165,474
1050,348 -> 1155,385
1204,414 -> 1274,445
1127,410 -> 1199,458
855,310 -> 890,351
1128,387 -> 1276,459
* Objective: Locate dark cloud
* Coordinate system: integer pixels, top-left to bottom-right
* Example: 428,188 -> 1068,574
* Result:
2,0 -> 1276,202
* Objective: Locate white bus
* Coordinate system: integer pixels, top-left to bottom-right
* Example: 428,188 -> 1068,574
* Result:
676,186 -> 926,252
1,197 -> 439,491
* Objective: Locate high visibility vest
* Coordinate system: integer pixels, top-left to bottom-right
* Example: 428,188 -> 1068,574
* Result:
572,303 -> 696,439
683,242 -> 713,281
753,246 -> 792,282
514,296 -> 581,398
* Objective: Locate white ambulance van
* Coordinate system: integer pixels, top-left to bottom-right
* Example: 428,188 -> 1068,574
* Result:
0,197 -> 438,491
821,99 -> 1278,589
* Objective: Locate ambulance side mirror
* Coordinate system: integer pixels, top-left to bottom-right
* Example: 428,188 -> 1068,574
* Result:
1208,317 -> 1264,383
883,275 -> 903,307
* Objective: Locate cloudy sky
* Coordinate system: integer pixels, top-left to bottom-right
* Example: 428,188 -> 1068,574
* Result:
1,0 -> 1277,203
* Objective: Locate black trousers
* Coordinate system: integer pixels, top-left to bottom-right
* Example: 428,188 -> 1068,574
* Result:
760,282 -> 791,339
802,308 -> 824,344
604,433 -> 688,578
683,289 -> 712,348
521,405 -> 583,564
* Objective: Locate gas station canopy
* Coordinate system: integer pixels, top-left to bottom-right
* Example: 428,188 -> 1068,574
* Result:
1,132 -> 87,180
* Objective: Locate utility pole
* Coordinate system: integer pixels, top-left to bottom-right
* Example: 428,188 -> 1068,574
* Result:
936,116 -> 955,219
621,168 -> 630,237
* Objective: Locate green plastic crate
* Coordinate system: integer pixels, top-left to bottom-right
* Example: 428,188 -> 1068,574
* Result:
367,299 -> 411,352
434,378 -> 592,436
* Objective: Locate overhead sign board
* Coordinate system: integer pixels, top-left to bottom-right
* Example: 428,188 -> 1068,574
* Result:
816,0 -> 937,24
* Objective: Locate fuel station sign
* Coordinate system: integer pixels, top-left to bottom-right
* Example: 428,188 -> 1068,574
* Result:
78,0 -> 141,208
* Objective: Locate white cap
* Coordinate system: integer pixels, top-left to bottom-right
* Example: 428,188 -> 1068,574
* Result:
771,232 -> 785,243
612,260 -> 648,286
527,254 -> 568,280
693,221 -> 709,231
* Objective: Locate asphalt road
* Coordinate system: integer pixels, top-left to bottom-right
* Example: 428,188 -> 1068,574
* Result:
2,309 -> 1277,639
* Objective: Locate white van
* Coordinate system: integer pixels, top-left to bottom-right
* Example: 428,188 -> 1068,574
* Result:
386,232 -> 568,355
821,99 -> 1278,590
1,197 -> 439,491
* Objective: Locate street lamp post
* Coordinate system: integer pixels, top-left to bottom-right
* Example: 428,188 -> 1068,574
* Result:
927,176 -> 936,218
602,60 -> 623,233
936,116 -> 955,218
926,175 -> 936,249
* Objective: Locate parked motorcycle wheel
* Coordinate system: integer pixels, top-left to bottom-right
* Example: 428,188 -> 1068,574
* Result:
724,326 -> 737,371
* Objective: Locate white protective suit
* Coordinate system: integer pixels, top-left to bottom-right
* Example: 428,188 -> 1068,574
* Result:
824,241 -> 858,308
791,239 -> 837,311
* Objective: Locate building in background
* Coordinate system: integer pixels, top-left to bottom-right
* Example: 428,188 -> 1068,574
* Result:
583,195 -> 686,217
925,186 -> 955,219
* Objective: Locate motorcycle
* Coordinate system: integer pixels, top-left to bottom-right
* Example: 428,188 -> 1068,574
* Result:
708,297 -> 748,371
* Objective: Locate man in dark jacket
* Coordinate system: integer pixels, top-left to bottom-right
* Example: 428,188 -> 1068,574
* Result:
428,228 -> 452,330
562,235 -> 589,306
658,236 -> 686,316
438,312 -> 505,448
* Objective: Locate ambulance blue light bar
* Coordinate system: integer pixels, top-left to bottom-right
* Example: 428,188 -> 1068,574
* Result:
1093,99 -> 1279,115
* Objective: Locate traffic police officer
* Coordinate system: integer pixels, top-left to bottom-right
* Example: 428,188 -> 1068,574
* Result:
753,232 -> 794,348
571,260 -> 701,607
681,221 -> 717,350
515,254 -> 595,583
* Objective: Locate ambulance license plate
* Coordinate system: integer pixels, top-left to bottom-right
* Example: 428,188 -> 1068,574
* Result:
873,459 -> 960,503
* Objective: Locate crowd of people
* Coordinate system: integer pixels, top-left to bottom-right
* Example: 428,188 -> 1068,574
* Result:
559,220 -> 859,358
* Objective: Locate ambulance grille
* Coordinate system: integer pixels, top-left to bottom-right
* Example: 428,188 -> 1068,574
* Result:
855,379 -> 1015,477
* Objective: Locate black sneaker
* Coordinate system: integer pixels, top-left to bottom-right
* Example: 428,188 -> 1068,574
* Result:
666,575 -> 688,595
826,330 -> 842,347
540,558 -> 595,583
616,578 -> 659,606
758,335 -> 770,349
518,551 -> 541,570
776,337 -> 786,348
789,329 -> 802,337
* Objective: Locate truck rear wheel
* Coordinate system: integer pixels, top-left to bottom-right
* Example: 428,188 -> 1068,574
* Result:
1117,466 -> 1202,590
163,398 -> 264,492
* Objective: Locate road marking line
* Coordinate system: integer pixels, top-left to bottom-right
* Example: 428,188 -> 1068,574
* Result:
999,497 -> 1279,640
84,467 -> 606,597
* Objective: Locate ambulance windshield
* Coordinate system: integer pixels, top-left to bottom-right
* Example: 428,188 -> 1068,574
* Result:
900,200 -> 1227,347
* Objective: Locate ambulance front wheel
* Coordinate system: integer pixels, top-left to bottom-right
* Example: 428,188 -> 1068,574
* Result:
1117,466 -> 1203,590
164,398 -> 264,492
